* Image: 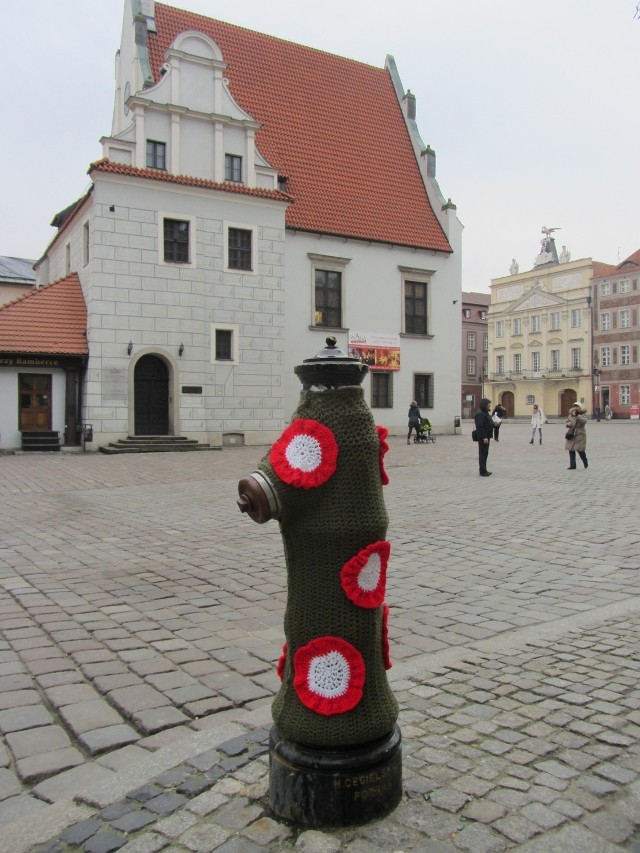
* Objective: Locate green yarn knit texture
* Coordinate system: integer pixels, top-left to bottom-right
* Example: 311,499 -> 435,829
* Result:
258,385 -> 399,748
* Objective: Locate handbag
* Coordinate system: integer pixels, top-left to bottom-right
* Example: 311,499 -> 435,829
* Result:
472,429 -> 478,442
565,427 -> 575,440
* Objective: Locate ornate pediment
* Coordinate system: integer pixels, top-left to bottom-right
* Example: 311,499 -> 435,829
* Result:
510,284 -> 565,313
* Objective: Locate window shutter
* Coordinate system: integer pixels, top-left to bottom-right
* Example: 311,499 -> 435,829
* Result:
611,282 -> 617,293
613,348 -> 617,364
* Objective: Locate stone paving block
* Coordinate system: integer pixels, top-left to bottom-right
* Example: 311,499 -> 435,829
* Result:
111,809 -> 157,833
178,822 -> 231,852
133,707 -> 190,734
16,746 -> 85,783
109,685 -> 171,716
0,767 -> 22,801
85,828 -> 126,853
60,699 -> 126,735
45,682 -> 102,707
32,761 -> 116,804
79,724 -> 140,755
516,823 -> 622,852
0,705 -> 54,734
0,792 -> 49,827
0,688 -> 41,710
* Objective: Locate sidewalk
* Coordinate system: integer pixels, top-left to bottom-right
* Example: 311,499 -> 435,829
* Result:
0,422 -> 639,852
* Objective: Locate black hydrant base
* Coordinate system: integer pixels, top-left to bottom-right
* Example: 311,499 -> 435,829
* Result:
268,724 -> 402,828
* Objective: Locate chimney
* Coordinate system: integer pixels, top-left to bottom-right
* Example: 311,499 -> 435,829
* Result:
402,89 -> 416,121
421,145 -> 436,178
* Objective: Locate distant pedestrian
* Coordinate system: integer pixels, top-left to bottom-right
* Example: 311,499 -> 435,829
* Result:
492,403 -> 506,441
605,403 -> 611,420
565,402 -> 589,469
407,401 -> 421,445
529,404 -> 544,445
474,398 -> 494,476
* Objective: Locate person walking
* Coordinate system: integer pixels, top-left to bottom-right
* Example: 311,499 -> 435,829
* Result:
565,402 -> 589,469
407,401 -> 421,445
474,398 -> 494,476
529,403 -> 544,445
492,403 -> 506,441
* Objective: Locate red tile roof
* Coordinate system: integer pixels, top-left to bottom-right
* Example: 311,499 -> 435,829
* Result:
591,261 -> 621,280
616,248 -> 640,271
148,4 -> 451,253
90,159 -> 292,201
0,273 -> 88,356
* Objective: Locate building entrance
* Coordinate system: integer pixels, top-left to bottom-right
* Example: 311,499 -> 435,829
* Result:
19,373 -> 52,431
134,355 -> 169,435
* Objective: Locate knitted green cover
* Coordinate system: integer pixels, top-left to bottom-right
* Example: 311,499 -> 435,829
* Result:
257,385 -> 398,748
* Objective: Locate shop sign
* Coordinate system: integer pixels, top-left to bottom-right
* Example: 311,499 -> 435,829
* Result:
0,356 -> 60,367
348,331 -> 400,371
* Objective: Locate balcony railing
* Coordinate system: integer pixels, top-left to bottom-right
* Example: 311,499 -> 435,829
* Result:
487,368 -> 585,381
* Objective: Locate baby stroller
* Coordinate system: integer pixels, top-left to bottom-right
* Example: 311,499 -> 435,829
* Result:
414,417 -> 436,443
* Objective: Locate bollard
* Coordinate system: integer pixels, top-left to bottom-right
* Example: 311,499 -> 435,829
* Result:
237,337 -> 402,828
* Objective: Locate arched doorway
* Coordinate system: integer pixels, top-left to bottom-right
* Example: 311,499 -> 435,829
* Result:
134,355 -> 169,435
560,389 -> 577,418
501,391 -> 514,418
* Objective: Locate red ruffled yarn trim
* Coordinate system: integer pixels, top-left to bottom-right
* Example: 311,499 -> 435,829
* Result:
270,419 -> 338,489
376,425 -> 390,485
340,541 -> 390,608
276,643 -> 287,681
293,636 -> 365,715
382,604 -> 392,670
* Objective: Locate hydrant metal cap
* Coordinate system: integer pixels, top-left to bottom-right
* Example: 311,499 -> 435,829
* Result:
294,336 -> 368,389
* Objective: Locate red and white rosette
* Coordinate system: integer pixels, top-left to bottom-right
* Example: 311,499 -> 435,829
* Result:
376,425 -> 390,485
269,419 -> 338,489
276,643 -> 287,681
293,636 -> 365,715
382,604 -> 392,670
340,541 -> 390,608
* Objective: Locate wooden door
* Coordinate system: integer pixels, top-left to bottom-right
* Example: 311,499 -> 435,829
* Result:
134,355 -> 169,435
501,391 -> 514,418
560,389 -> 577,417
19,374 -> 52,431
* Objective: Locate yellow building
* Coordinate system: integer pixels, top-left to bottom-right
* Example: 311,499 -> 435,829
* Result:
486,238 -> 595,419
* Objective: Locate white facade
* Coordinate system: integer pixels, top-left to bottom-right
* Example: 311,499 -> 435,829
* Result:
25,1 -> 463,450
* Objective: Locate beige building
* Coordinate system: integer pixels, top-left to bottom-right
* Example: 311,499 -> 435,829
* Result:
486,237 -> 595,419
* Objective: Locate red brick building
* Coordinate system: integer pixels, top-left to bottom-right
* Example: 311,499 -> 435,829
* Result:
461,292 -> 489,419
591,249 -> 640,419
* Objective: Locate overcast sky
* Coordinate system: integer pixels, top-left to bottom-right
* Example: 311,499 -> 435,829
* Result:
1,0 -> 637,291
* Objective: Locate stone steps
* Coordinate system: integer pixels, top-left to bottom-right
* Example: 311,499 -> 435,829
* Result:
98,436 -> 219,454
21,431 -> 61,451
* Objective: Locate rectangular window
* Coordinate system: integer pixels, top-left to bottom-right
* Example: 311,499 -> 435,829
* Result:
619,309 -> 630,328
146,140 -> 166,170
483,333 -> 488,351
531,315 -> 540,333
463,308 -> 471,318
571,348 -> 581,369
496,320 -> 504,338
210,323 -> 239,364
82,222 -> 90,267
513,353 -> 522,372
601,312 -> 611,331
549,311 -> 560,330
571,309 -> 581,328
467,356 -> 476,376
404,281 -> 428,335
532,352 -> 541,372
601,346 -> 611,367
215,329 -> 233,361
620,385 -> 630,405
414,373 -> 434,408
467,332 -> 476,350
551,350 -> 560,370
621,345 -> 630,365
65,243 -> 71,275
314,270 -> 342,328
164,218 -> 190,263
513,318 -> 521,335
600,282 -> 611,296
496,355 -> 504,374
480,310 -> 487,320
228,227 -> 252,271
620,279 -> 631,293
225,154 -> 242,182
371,372 -> 392,408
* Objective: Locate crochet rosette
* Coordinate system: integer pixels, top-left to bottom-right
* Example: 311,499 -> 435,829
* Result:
258,385 -> 398,748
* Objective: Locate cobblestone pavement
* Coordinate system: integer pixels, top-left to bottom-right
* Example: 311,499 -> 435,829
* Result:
0,420 -> 638,851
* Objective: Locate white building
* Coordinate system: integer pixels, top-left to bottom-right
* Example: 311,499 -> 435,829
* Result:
0,0 -> 462,451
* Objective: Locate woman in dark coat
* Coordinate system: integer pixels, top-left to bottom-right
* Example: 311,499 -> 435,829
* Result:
565,403 -> 588,469
407,401 -> 421,445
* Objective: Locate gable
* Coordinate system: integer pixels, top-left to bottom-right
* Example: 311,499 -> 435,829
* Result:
510,285 -> 565,313
146,4 -> 451,253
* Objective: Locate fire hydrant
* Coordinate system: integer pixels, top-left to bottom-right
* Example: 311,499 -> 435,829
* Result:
237,338 -> 402,827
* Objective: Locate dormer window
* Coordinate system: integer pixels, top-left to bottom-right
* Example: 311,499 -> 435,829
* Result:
225,154 -> 242,183
463,308 -> 471,318
146,140 -> 166,170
